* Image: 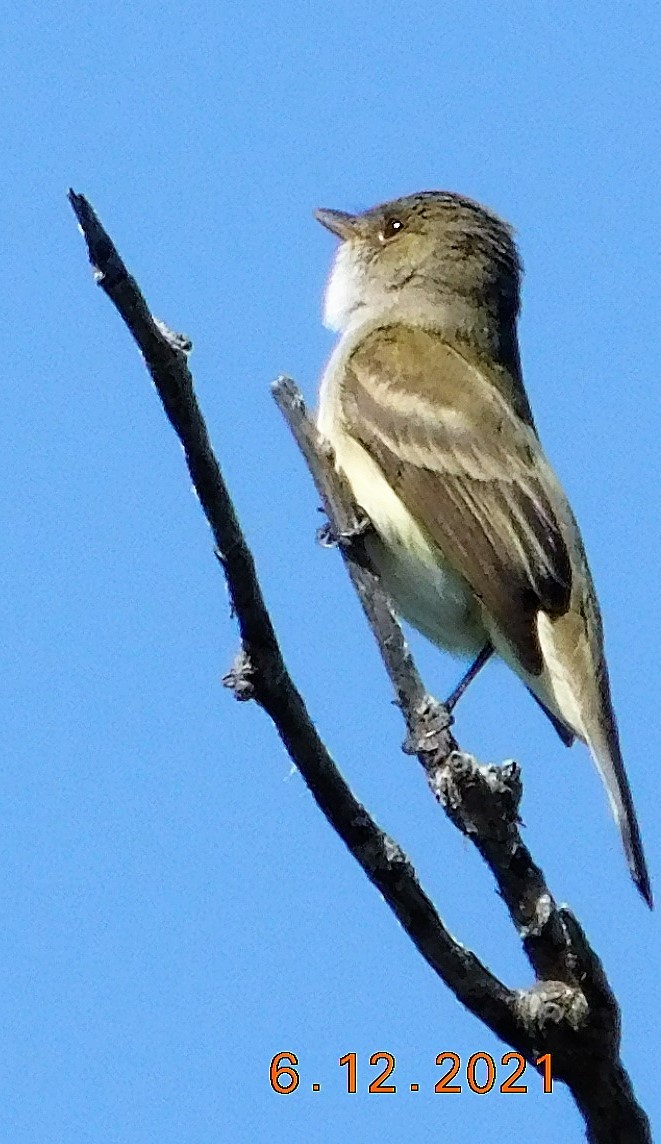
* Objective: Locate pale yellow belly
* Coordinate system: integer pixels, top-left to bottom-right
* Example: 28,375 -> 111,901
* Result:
328,426 -> 486,657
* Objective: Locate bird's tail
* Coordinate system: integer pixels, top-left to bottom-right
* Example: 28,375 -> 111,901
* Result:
533,609 -> 653,908
585,709 -> 652,909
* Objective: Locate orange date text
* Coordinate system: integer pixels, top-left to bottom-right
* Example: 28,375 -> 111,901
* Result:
269,1051 -> 553,1095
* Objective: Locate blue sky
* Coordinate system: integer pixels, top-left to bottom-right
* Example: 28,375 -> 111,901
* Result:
3,1 -> 659,1140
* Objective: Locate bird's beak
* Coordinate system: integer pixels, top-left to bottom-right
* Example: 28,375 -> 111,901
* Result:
314,208 -> 359,241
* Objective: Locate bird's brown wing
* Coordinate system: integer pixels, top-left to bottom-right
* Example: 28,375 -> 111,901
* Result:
340,323 -> 572,676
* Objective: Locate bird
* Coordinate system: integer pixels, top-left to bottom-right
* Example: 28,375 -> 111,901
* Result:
314,190 -> 651,907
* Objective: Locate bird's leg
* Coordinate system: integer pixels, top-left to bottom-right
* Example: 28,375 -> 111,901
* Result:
445,643 -> 494,711
316,507 -> 373,550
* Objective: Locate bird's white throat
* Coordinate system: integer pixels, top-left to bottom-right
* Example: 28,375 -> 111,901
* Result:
322,242 -> 366,331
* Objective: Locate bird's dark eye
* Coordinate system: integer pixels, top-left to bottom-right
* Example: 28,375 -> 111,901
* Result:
380,216 -> 404,241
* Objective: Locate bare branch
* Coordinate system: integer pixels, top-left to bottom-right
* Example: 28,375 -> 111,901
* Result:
271,378 -> 600,983
69,191 -> 651,1144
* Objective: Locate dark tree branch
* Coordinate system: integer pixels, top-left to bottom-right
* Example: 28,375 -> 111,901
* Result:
272,378 -> 570,978
67,189 -> 521,1043
69,191 -> 651,1144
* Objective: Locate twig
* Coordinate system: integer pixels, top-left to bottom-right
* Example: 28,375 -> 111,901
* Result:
272,377 -> 569,975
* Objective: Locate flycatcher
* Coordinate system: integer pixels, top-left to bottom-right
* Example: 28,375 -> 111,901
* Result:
314,190 -> 651,907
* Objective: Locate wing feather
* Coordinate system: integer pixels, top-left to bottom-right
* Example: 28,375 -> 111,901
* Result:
341,324 -> 572,676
